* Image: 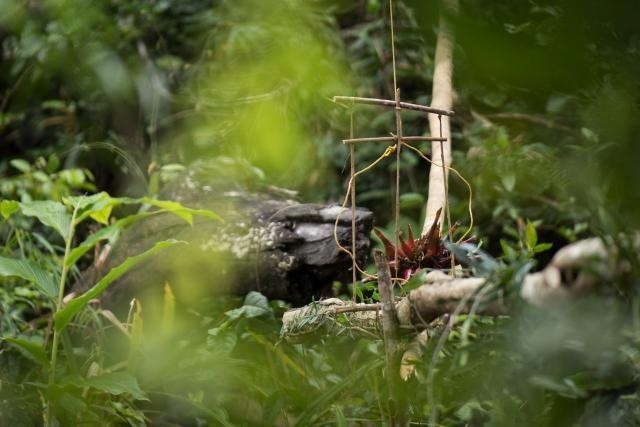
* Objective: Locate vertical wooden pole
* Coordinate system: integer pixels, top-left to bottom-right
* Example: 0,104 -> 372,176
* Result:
350,142 -> 357,299
393,88 -> 403,278
375,250 -> 407,426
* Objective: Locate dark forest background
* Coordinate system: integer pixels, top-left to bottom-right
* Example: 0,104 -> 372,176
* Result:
1,0 -> 640,425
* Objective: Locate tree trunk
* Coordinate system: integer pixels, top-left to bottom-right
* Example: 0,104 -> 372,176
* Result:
423,0 -> 458,235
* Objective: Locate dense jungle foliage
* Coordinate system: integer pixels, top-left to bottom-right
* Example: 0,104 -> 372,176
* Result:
1,0 -> 640,425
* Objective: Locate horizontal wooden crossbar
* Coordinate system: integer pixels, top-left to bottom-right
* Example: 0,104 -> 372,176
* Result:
342,136 -> 447,144
333,96 -> 455,117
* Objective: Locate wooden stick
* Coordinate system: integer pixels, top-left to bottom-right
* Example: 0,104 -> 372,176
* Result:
374,250 -> 406,426
343,136 -> 446,144
333,96 -> 455,117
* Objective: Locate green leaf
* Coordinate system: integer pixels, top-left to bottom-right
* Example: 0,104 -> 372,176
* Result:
294,359 -> 383,426
59,169 -> 86,187
19,200 -> 72,241
10,158 -> 31,173
64,191 -> 110,211
55,239 -> 185,331
89,203 -> 112,225
533,242 -> 553,253
65,224 -> 120,268
0,256 -> 57,297
501,174 -> 516,192
244,291 -> 270,311
525,221 -> 538,248
0,200 -> 20,219
141,198 -> 194,224
499,239 -> 516,261
71,194 -> 221,225
65,192 -> 113,225
402,270 -> 428,292
529,374 -> 587,398
140,197 -> 222,224
225,291 -> 272,320
65,211 -> 164,267
63,372 -> 148,400
4,336 -> 48,366
399,192 -> 425,210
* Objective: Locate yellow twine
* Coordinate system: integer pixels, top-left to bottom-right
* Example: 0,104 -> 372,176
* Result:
333,144 -> 398,280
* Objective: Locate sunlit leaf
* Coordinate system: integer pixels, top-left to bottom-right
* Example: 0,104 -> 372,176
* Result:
19,200 -> 72,241
0,200 -> 20,219
140,197 -> 222,224
55,239 -> 186,331
10,158 -> 31,173
525,221 -> 538,248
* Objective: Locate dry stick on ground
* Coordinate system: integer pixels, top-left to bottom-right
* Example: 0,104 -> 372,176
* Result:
423,0 -> 459,235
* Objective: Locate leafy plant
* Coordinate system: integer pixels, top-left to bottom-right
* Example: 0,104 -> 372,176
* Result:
0,192 -> 219,425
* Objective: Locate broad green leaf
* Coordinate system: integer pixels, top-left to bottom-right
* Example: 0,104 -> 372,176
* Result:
89,203 -> 112,225
0,200 -> 20,219
0,255 -> 57,297
225,291 -> 272,320
32,171 -> 49,183
65,211 -> 167,267
19,200 -> 72,241
55,239 -> 185,331
59,169 -> 86,187
72,194 -> 221,225
244,291 -> 270,312
82,372 -> 147,400
64,191 -> 110,211
10,158 -> 31,173
4,336 -> 48,366
66,192 -> 112,223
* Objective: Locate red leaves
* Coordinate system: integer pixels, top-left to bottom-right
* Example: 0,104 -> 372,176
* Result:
374,208 -> 451,279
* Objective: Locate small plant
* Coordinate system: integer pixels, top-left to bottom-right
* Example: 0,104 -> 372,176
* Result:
373,208 -> 474,279
0,192 -> 219,425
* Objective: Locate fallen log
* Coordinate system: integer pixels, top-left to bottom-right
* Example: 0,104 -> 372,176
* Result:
281,236 -> 635,342
75,158 -> 374,309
